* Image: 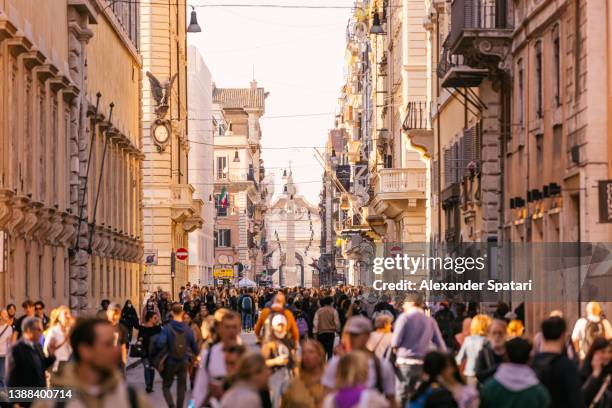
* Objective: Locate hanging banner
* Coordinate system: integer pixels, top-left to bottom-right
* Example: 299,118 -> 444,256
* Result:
336,165 -> 351,190
599,180 -> 612,223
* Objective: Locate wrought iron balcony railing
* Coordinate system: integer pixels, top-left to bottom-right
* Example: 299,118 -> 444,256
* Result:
449,0 -> 509,49
403,101 -> 432,130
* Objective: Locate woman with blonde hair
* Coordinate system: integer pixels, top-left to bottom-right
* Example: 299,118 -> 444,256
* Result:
281,339 -> 326,408
43,306 -> 73,372
455,314 -> 491,385
221,352 -> 271,408
322,351 -> 389,408
507,319 -> 524,338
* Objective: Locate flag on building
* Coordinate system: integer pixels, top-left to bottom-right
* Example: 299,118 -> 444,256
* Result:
219,186 -> 229,208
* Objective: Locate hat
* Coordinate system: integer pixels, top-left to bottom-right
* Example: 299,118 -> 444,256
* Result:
343,316 -> 372,335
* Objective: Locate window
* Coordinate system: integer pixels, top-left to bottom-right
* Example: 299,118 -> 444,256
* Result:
215,229 -> 231,247
535,41 -> 543,118
552,25 -> 561,107
517,58 -> 524,127
215,120 -> 226,137
215,193 -> 229,216
216,156 -> 228,179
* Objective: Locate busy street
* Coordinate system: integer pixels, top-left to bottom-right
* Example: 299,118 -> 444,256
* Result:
1,0 -> 612,407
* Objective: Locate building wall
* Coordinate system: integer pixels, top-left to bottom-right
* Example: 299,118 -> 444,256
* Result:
0,0 -> 143,311
141,0 -> 202,299
187,46 -> 214,286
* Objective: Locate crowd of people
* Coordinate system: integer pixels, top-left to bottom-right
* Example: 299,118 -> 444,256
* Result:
0,283 -> 610,408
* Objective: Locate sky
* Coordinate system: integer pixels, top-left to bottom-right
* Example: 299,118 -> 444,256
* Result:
187,0 -> 354,204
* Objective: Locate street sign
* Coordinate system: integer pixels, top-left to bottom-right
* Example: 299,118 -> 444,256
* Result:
176,247 -> 188,261
213,268 -> 234,278
144,249 -> 158,265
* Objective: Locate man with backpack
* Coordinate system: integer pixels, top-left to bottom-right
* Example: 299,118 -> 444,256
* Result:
191,310 -> 241,407
572,301 -> 612,360
238,290 -> 255,332
532,316 -> 583,408
254,292 -> 299,349
152,303 -> 199,408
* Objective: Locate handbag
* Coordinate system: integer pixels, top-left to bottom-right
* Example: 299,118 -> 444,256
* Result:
129,340 -> 145,358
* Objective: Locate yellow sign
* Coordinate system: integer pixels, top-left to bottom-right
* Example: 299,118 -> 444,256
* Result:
213,268 -> 234,278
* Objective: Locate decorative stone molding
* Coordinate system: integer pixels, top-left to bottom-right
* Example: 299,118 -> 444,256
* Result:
6,195 -> 29,237
46,212 -> 65,245
58,214 -> 78,247
0,189 -> 15,229
21,201 -> 44,240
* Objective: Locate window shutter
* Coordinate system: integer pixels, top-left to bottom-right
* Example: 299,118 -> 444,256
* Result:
451,142 -> 459,183
463,127 -> 474,177
226,229 -> 231,246
432,159 -> 439,191
443,148 -> 451,187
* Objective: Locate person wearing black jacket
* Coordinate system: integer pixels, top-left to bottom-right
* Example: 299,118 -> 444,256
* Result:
121,300 -> 139,344
6,317 -> 56,394
531,316 -> 584,408
475,319 -> 507,384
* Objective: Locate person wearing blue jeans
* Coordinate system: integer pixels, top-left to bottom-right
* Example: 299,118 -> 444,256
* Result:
239,291 -> 254,332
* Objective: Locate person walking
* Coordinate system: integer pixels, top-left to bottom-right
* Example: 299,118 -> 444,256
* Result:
480,337 -> 550,408
221,352 -> 271,408
581,338 -> 612,407
475,318 -> 507,384
13,300 -> 36,340
34,301 -> 50,331
572,301 -> 612,360
322,316 -> 397,407
239,290 -> 255,333
531,316 -> 583,408
43,305 -> 73,373
137,311 -> 161,393
106,303 -> 129,371
6,317 -> 56,393
192,310 -> 242,407
322,350 -> 389,408
0,309 -> 13,388
455,314 -> 490,385
280,339 -> 326,408
391,293 -> 446,404
255,292 -> 299,350
121,300 -> 139,344
366,314 -> 393,360
32,317 -> 151,408
409,351 -> 478,408
153,303 -> 199,408
313,296 -> 340,360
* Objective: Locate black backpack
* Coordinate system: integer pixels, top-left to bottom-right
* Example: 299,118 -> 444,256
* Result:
168,326 -> 187,360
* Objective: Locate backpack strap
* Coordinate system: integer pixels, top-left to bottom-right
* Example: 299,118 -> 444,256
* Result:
371,353 -> 385,394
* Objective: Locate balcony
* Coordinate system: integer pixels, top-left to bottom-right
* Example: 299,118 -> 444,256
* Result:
437,39 -> 488,88
171,184 -> 203,232
371,168 -> 427,219
403,101 -> 434,156
447,0 -> 512,70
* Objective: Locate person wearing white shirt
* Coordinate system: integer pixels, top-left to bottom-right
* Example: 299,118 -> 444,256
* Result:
0,309 -> 13,387
571,301 -> 612,359
43,306 -> 73,372
192,311 -> 241,407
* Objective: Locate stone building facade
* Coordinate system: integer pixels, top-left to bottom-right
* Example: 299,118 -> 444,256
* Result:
265,171 -> 321,288
212,81 -> 268,283
0,0 -> 143,312
141,0 -> 202,298
507,0 -> 612,323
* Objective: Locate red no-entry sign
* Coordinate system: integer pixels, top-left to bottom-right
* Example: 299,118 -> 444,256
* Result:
176,247 -> 188,261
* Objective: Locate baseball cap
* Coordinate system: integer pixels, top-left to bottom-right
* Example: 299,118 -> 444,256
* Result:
343,315 -> 372,335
